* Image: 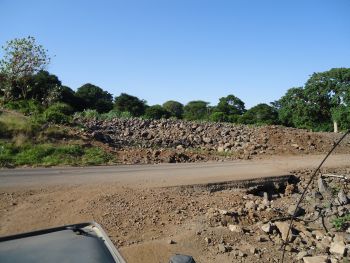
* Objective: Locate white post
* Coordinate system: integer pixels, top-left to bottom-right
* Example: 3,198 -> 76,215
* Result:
333,121 -> 338,133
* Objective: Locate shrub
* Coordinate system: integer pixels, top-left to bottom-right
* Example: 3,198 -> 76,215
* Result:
4,99 -> 43,115
15,144 -> 56,165
209,112 -> 227,122
77,109 -> 100,120
0,111 -> 39,137
0,141 -> 115,167
332,213 -> 350,230
0,143 -> 16,167
41,145 -> 84,166
100,110 -> 132,120
82,147 -> 113,165
43,103 -> 73,124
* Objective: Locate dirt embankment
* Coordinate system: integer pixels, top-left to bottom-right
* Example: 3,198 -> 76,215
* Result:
76,118 -> 350,164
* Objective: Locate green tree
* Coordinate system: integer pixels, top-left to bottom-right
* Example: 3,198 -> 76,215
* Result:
114,93 -> 147,117
276,87 -> 322,130
26,70 -> 61,104
76,83 -> 113,113
239,103 -> 278,125
183,100 -> 209,120
216,95 -> 245,115
144,105 -> 170,119
304,68 -> 350,131
0,36 -> 50,101
162,100 -> 184,118
56,86 -> 84,111
277,68 -> 350,131
212,94 -> 245,123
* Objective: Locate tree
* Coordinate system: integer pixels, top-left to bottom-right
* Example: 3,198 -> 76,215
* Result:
211,94 -> 245,123
276,87 -> 322,130
304,68 -> 350,131
0,36 -> 50,101
277,68 -> 350,131
0,73 -> 6,102
76,83 -> 113,113
26,70 -> 61,104
54,86 -> 84,112
114,93 -> 147,117
183,100 -> 209,120
216,95 -> 245,115
162,100 -> 184,119
144,105 -> 170,119
239,103 -> 278,125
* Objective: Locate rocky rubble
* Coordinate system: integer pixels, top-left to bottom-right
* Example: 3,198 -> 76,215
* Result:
75,117 -> 349,163
203,167 -> 350,262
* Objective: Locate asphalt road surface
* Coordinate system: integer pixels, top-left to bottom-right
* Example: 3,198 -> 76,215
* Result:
1,154 -> 349,189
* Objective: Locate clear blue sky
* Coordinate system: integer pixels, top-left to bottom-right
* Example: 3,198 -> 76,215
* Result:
1,0 -> 349,108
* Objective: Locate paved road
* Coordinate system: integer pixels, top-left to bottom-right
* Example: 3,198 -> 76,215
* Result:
0,154 -> 349,188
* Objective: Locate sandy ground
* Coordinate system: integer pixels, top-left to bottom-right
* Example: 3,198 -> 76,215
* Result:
1,154 -> 350,262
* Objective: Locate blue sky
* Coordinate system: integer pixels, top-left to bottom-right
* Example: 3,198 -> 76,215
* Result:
1,0 -> 349,108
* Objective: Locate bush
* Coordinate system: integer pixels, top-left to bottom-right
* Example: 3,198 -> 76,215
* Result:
43,103 -> 73,124
100,110 -> 132,120
75,109 -> 100,120
332,213 -> 350,230
41,145 -> 84,166
4,99 -> 43,115
0,143 -> 16,167
15,144 -> 56,165
0,111 -> 40,137
82,147 -> 113,165
0,139 -> 116,167
209,112 -> 227,122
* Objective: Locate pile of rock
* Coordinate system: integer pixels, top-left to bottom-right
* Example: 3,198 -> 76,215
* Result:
76,117 -> 347,160
203,168 -> 350,262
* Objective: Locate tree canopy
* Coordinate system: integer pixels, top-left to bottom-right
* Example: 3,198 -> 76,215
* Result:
76,83 -> 113,113
114,93 -> 147,117
162,100 -> 184,119
216,95 -> 245,115
209,94 -> 246,123
144,105 -> 170,119
26,70 -> 61,105
304,68 -> 350,130
277,68 -> 350,131
183,101 -> 209,120
240,103 -> 278,125
0,36 -> 50,101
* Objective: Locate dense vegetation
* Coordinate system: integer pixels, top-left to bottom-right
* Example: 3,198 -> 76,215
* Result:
0,36 -> 349,133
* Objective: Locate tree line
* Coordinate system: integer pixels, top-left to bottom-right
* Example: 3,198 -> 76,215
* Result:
0,36 -> 349,132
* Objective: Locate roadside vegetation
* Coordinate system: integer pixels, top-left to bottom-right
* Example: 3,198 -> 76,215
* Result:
0,110 -> 115,167
0,36 -> 349,167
